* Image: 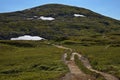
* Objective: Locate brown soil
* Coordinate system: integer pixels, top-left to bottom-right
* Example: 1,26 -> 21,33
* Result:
54,44 -> 119,80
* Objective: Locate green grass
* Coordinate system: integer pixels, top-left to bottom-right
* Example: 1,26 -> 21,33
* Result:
65,44 -> 120,79
0,4 -> 120,40
0,41 -> 68,80
74,55 -> 105,80
0,40 -> 120,79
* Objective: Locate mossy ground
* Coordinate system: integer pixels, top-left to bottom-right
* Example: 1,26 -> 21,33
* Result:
0,41 -> 68,80
65,44 -> 120,79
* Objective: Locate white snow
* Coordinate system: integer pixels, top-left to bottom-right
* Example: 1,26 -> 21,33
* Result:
38,16 -> 55,20
11,35 -> 44,40
33,16 -> 38,18
74,14 -> 86,17
26,8 -> 32,11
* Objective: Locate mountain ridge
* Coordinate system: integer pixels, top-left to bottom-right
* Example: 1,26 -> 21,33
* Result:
0,4 -> 120,42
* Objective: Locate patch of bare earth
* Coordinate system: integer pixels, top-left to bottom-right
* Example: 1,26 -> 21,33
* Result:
76,53 -> 119,80
61,52 -> 96,80
54,45 -> 119,80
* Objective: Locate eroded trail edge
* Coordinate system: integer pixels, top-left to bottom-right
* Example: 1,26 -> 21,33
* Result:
53,44 -> 119,80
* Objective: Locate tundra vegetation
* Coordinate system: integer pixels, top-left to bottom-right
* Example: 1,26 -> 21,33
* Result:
0,4 -> 120,80
0,41 -> 68,80
64,43 -> 120,79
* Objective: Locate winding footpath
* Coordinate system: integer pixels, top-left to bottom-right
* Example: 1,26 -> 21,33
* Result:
62,53 -> 95,80
53,44 -> 119,80
72,52 -> 119,80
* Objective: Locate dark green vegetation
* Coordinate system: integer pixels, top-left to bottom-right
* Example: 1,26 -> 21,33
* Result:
0,41 -> 68,80
0,4 -> 120,42
65,44 -> 120,79
0,3 -> 120,80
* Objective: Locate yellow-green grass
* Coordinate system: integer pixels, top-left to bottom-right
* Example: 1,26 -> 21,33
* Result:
65,44 -> 120,79
0,41 -> 68,80
74,55 -> 105,80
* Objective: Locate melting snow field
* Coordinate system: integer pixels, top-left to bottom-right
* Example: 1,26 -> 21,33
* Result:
74,14 -> 86,17
11,35 -> 44,40
38,16 -> 55,20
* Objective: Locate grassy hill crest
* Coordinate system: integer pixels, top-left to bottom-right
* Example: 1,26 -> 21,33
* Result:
0,4 -> 120,42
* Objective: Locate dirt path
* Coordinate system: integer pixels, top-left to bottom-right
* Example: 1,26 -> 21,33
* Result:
62,53 -> 96,80
54,45 -> 95,80
52,44 -> 72,51
53,45 -> 119,80
76,53 -> 119,80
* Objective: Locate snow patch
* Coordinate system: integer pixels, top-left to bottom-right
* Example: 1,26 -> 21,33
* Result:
74,14 -> 85,17
11,35 -> 44,40
26,8 -> 31,11
38,16 -> 55,20
33,16 -> 38,18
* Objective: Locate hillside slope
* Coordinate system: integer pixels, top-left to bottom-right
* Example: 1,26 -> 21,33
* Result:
0,4 -> 120,41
